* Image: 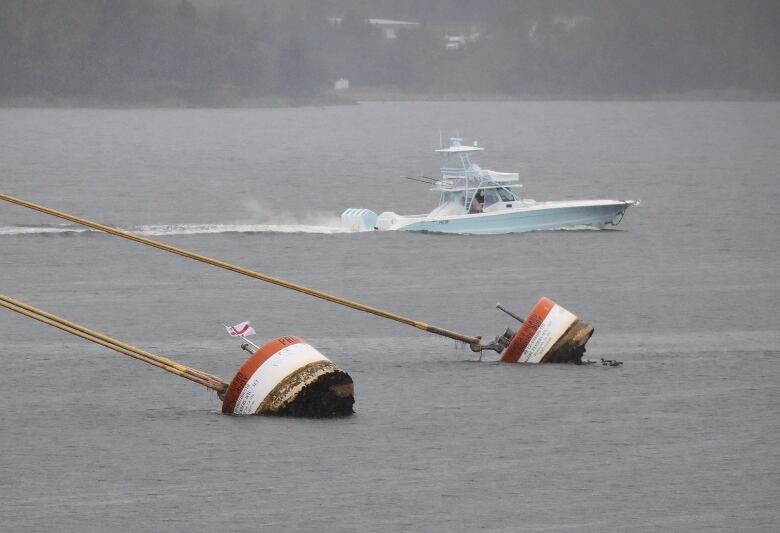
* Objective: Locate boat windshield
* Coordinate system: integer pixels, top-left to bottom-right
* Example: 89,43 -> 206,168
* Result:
430,191 -> 467,216
484,188 -> 499,206
497,187 -> 515,201
438,190 -> 465,206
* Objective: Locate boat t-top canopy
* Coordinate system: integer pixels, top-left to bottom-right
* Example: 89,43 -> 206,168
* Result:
435,137 -> 520,187
483,170 -> 520,183
435,137 -> 485,154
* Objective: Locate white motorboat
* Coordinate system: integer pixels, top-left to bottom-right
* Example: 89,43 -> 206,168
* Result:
342,137 -> 638,234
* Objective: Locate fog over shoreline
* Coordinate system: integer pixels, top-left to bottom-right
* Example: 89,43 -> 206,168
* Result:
2,0 -> 778,106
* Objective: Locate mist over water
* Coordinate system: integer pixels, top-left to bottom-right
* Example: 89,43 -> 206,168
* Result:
1,102 -> 778,532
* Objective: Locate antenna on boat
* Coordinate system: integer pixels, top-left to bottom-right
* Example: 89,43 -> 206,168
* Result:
401,175 -> 442,185
439,130 -> 443,148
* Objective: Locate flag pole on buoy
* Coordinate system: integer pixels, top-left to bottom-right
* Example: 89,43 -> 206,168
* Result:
223,321 -> 260,350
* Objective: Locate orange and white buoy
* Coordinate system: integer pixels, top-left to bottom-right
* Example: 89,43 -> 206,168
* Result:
221,336 -> 354,417
499,297 -> 594,364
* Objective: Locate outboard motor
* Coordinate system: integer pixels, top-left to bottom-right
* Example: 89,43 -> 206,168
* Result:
376,211 -> 402,231
341,208 -> 378,231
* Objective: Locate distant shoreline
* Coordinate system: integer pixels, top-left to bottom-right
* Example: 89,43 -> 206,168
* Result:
350,87 -> 780,103
1,88 -> 777,109
0,91 -> 358,109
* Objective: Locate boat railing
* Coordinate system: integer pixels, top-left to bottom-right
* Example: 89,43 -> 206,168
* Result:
440,167 -> 469,175
440,166 -> 518,180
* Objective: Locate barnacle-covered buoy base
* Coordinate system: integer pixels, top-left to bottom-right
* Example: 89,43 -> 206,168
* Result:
221,336 -> 354,417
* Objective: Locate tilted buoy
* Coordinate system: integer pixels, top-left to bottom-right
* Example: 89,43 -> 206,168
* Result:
1,194 -> 599,365
221,336 -> 354,417
499,297 -> 594,364
0,294 -> 354,417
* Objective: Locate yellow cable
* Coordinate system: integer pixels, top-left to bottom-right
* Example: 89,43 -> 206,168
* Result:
0,294 -> 227,392
0,193 -> 482,345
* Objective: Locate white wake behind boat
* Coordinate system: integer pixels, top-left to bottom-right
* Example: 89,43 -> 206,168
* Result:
342,137 -> 638,234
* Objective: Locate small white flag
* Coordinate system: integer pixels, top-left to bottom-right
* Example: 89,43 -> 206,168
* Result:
225,321 -> 256,337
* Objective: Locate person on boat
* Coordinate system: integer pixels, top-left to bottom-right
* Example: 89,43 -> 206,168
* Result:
469,190 -> 484,214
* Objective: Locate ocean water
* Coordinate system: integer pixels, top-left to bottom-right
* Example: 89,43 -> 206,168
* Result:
1,102 -> 778,532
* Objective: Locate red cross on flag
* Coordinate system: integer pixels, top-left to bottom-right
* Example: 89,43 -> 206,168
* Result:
225,321 -> 256,337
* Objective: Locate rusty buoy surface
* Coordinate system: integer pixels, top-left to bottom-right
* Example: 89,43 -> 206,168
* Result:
500,297 -> 594,364
221,336 -> 354,417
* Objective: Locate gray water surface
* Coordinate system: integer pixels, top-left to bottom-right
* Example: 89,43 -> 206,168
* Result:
1,102 -> 778,532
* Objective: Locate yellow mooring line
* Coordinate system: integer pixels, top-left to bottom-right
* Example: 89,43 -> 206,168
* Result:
0,294 -> 228,393
0,193 -> 483,346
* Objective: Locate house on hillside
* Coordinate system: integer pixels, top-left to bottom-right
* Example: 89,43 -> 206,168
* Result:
366,19 -> 421,40
444,32 -> 480,50
328,16 -> 420,40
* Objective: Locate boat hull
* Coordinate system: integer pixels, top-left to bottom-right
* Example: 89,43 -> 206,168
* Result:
388,200 -> 634,235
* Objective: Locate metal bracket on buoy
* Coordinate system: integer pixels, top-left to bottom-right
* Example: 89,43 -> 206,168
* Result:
240,342 -> 254,354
